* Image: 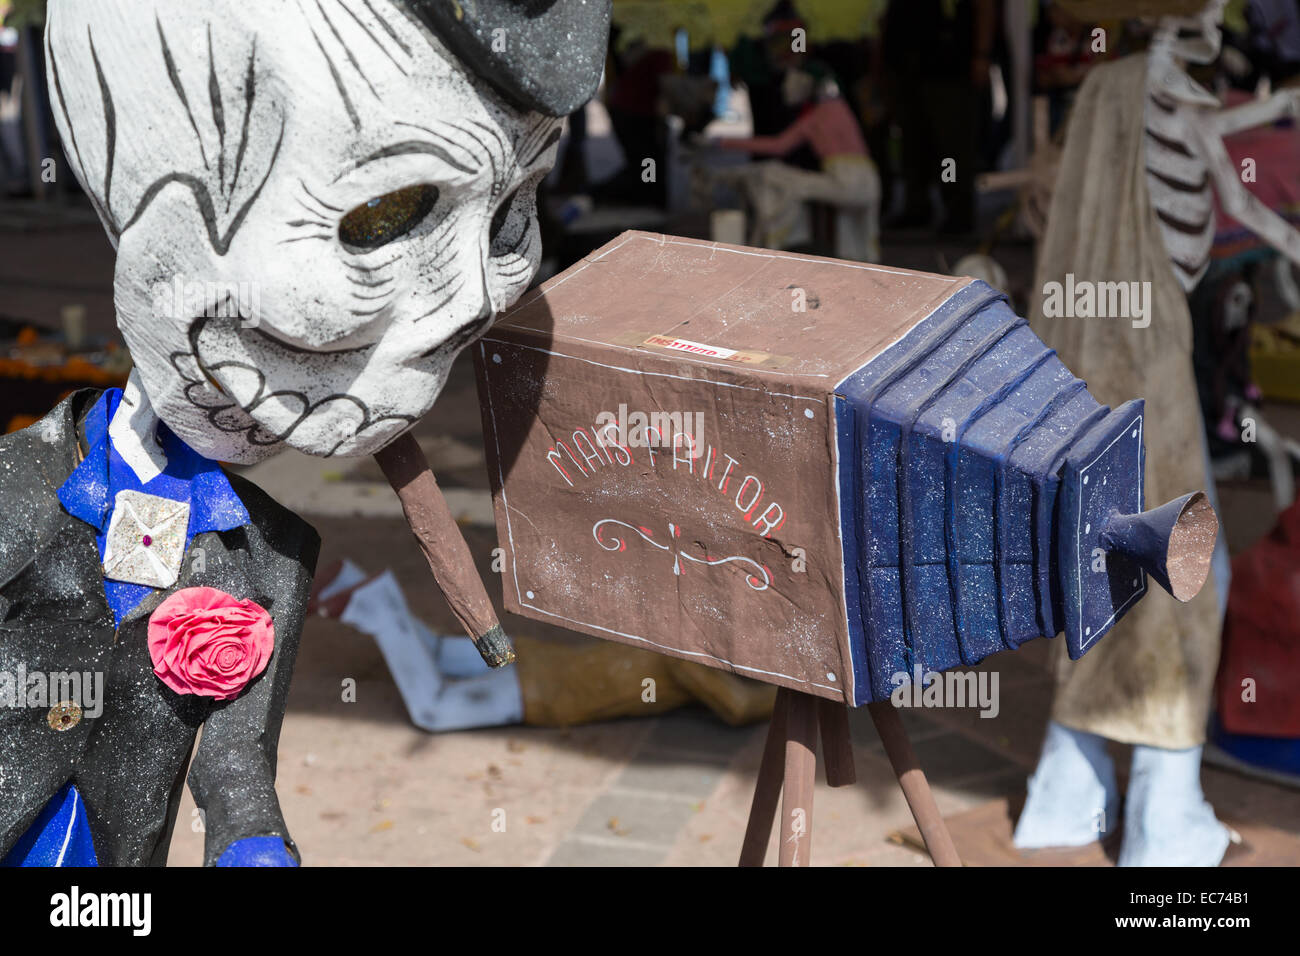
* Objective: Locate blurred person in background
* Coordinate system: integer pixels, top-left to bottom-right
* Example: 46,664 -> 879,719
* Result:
883,0 -> 996,234
1245,0 -> 1300,83
1034,1 -> 1107,134
590,27 -> 676,208
714,63 -> 881,261
0,3 -> 22,194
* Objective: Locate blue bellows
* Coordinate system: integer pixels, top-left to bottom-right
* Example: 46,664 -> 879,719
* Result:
832,281 -> 1202,705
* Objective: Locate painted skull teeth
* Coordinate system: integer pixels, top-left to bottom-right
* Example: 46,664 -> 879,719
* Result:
176,317 -> 415,455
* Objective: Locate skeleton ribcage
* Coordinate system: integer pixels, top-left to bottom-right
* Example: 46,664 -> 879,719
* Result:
1145,91 -> 1215,291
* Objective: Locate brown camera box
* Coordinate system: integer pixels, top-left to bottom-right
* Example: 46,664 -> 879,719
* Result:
475,231 -> 974,703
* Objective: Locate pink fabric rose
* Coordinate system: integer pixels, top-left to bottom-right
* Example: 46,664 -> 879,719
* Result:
148,587 -> 274,700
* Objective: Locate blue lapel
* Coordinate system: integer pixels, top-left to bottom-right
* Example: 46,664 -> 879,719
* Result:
56,389 -> 250,625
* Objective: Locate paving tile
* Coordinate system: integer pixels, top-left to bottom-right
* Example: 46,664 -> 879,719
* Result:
641,709 -> 761,758
547,836 -> 666,867
614,756 -> 724,800
911,732 -> 1017,786
571,792 -> 698,847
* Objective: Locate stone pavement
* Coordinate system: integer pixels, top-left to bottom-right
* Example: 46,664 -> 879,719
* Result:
3,216 -> 1298,867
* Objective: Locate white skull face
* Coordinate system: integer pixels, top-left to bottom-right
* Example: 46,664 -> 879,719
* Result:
1158,0 -> 1228,65
47,0 -> 562,462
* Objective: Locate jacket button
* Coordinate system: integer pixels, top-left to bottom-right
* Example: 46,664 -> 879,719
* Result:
47,702 -> 83,732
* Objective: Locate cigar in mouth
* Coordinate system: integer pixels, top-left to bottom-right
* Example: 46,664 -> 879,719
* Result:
374,431 -> 516,668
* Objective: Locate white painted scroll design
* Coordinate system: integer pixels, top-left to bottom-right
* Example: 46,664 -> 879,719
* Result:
592,519 -> 772,591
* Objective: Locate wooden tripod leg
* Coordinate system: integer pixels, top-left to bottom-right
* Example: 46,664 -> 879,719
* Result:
868,701 -> 962,867
816,699 -> 856,787
739,688 -> 790,866
779,692 -> 819,867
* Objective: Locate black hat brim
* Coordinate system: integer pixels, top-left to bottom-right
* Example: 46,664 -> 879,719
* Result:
398,0 -> 611,117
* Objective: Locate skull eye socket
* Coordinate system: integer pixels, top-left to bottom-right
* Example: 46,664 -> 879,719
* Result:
489,187 -> 520,246
339,184 -> 438,251
490,185 -> 535,258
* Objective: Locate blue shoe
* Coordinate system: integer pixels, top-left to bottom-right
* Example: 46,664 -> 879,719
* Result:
1014,721 -> 1120,849
1118,743 -> 1230,867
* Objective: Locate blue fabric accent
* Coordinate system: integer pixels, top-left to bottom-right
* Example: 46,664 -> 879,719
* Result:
57,390 -> 249,624
1211,715 -> 1300,779
1,783 -> 99,867
216,836 -> 298,867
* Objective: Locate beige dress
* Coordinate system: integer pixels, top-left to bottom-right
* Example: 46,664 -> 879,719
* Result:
1029,53 -> 1220,749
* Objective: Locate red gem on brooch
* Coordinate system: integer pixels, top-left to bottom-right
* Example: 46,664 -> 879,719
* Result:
141,534 -> 153,547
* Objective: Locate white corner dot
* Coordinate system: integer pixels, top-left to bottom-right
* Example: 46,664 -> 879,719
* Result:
1083,475 -> 1089,485
826,672 -> 837,682
525,590 -> 535,600
1085,626 -> 1092,636
492,353 -> 503,364
1131,429 -> 1137,438
1133,579 -> 1139,588
804,408 -> 815,419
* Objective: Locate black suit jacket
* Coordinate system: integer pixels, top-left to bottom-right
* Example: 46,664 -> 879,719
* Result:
0,390 -> 319,866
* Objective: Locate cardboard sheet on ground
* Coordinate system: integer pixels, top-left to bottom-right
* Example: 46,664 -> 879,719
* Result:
323,564 -> 523,732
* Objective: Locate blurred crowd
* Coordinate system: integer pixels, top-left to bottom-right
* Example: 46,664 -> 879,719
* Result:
6,0 -> 1300,229
547,0 -> 1300,243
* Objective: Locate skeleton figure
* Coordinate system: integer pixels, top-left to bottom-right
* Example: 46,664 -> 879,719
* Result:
3,0 -> 608,867
1145,0 -> 1300,289
1145,3 -> 1300,516
1019,0 -> 1300,866
46,0 -> 607,464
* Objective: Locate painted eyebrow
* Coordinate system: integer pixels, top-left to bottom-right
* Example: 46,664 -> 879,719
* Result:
340,141 -> 477,179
